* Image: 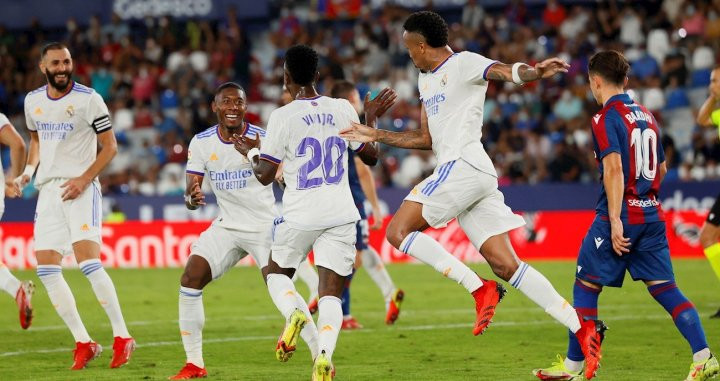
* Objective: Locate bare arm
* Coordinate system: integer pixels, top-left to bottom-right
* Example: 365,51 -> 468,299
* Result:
340,104 -> 432,150
657,161 -> 667,184
14,131 -> 39,189
485,58 -> 569,83
355,155 -> 383,229
0,123 -> 26,197
697,94 -> 717,127
60,129 -> 117,201
602,152 -> 630,255
184,173 -> 205,210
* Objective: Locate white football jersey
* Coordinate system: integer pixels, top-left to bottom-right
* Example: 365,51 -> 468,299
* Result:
418,51 -> 497,176
24,82 -> 112,187
0,112 -> 9,213
186,123 -> 276,233
260,96 -> 362,231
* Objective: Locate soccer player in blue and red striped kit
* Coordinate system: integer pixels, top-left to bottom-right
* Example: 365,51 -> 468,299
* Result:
534,50 -> 719,381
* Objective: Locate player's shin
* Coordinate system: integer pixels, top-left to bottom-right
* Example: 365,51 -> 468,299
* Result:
509,262 -> 582,332
400,231 -> 482,292
179,286 -> 205,368
79,259 -> 130,338
37,265 -> 92,343
317,296 -> 343,361
0,264 -> 21,297
295,261 -> 320,302
361,247 -> 395,300
648,281 -> 710,362
566,279 -> 601,371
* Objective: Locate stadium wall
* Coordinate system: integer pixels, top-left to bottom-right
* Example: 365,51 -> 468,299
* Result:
1,181 -> 716,269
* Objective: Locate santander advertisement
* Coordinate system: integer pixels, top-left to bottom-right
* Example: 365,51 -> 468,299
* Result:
0,210 -> 708,270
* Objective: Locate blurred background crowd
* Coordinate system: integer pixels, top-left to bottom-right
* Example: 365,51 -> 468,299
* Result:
0,0 -> 718,197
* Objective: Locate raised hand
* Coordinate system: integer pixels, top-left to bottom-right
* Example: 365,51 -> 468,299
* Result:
231,132 -> 259,156
364,88 -> 398,119
339,122 -> 378,143
534,57 -> 570,79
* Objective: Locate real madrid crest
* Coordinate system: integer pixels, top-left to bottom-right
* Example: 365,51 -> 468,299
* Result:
440,73 -> 448,87
65,105 -> 75,117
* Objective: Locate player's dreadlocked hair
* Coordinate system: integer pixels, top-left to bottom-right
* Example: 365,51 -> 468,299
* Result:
285,45 -> 319,86
403,11 -> 449,48
588,50 -> 630,86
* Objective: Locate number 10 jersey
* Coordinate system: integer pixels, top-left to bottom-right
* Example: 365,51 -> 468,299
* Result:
260,96 -> 363,231
591,93 -> 665,224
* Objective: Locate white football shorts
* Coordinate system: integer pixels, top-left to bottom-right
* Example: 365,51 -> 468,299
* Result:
404,159 -> 525,249
34,178 -> 102,255
190,224 -> 271,279
271,220 -> 356,277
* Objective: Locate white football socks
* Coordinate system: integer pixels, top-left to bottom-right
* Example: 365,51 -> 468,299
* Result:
79,259 -> 131,338
564,358 -> 584,373
0,264 -> 21,297
37,265 -> 92,343
317,296 -> 343,361
509,262 -> 581,332
361,247 -> 395,301
400,231 -> 482,293
179,286 -> 205,368
267,273 -> 319,359
294,260 -> 319,302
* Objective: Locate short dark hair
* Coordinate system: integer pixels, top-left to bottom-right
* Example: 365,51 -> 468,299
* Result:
403,11 -> 449,48
285,45 -> 318,86
588,50 -> 629,86
330,80 -> 356,99
214,82 -> 244,96
41,42 -> 69,59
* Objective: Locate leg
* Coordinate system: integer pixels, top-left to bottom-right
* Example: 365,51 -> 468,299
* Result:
316,266 -> 347,361
564,279 -> 602,372
361,246 -> 396,301
340,269 -> 362,329
177,255 -> 213,370
387,201 -> 483,293
295,259 -> 319,307
0,261 -> 21,297
699,221 -> 720,287
0,261 -> 34,329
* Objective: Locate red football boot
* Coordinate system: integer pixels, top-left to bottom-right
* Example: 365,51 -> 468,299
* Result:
169,363 -> 208,380
341,316 -> 363,330
471,278 -> 506,336
15,280 -> 34,330
71,341 -> 102,370
574,315 -> 607,379
110,336 -> 136,368
385,289 -> 404,325
308,297 -> 319,315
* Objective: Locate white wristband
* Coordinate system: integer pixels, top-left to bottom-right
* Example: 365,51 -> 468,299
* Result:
511,62 -> 525,85
247,147 -> 260,161
22,165 -> 35,178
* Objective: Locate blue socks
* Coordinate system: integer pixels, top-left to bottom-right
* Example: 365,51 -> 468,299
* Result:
648,281 -> 708,354
341,270 -> 355,316
567,279 -> 601,361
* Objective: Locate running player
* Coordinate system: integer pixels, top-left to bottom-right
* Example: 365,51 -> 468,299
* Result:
0,112 -> 34,329
696,65 -> 720,319
329,80 -> 404,328
232,44 -> 383,381
340,11 -> 605,379
533,50 -> 718,381
169,82 -> 289,379
16,42 -> 135,370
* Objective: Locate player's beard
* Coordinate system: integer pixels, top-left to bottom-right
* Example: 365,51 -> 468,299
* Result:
44,68 -> 73,92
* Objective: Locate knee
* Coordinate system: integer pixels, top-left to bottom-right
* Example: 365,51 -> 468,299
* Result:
488,257 -> 519,282
180,271 -> 207,290
386,220 -> 410,250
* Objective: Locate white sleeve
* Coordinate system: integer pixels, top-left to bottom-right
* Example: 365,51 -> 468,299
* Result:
185,137 -> 205,176
0,112 -> 9,130
343,101 -> 365,151
259,111 -> 286,164
24,99 -> 36,132
86,92 -> 112,134
459,52 -> 497,84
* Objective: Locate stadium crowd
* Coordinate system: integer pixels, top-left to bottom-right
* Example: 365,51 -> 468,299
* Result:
0,0 -> 718,197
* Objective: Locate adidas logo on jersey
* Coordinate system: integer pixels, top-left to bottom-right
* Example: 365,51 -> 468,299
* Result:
81,224 -> 90,232
34,107 -> 43,115
594,237 -> 604,249
209,153 -> 218,161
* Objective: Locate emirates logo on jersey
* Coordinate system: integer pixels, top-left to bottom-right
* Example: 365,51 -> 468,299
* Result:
65,105 -> 75,117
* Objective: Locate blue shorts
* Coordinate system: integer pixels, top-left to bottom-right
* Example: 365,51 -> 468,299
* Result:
355,202 -> 368,251
576,216 -> 674,287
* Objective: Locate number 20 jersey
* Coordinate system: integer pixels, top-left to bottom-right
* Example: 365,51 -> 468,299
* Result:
260,96 -> 363,231
591,93 -> 665,224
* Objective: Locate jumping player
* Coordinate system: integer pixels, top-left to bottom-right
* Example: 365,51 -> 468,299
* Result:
16,42 -> 134,370
533,50 -> 718,381
340,11 -> 605,379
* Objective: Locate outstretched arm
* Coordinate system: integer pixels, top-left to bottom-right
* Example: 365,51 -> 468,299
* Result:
231,133 -> 278,186
340,104 -> 432,150
485,58 -> 570,83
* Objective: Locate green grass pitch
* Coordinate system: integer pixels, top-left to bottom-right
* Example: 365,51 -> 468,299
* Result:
1,260 -> 718,380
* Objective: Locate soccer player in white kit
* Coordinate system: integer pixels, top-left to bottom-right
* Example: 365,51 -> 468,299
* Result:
169,82 -> 289,379
233,45 -> 382,381
16,43 -> 135,370
0,112 -> 35,329
340,11 -> 606,378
